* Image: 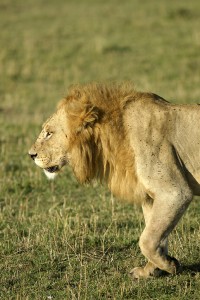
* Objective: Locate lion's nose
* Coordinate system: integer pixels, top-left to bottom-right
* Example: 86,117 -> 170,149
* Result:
29,152 -> 37,160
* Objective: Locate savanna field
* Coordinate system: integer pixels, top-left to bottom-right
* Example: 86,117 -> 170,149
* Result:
0,0 -> 200,299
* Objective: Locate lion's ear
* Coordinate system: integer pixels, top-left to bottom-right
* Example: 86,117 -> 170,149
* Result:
81,104 -> 99,124
76,104 -> 99,132
68,101 -> 99,132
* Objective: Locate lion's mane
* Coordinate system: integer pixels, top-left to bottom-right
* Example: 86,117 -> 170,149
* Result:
60,83 -> 146,202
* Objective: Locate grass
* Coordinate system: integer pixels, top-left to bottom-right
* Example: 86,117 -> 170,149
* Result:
0,0 -> 200,299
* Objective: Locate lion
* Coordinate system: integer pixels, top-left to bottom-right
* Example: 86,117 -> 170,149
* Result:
29,82 -> 200,278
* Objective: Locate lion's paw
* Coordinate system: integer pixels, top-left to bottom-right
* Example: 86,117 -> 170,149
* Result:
130,265 -> 163,279
130,267 -> 150,279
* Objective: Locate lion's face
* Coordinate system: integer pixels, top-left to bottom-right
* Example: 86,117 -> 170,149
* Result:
29,92 -> 100,181
29,107 -> 70,179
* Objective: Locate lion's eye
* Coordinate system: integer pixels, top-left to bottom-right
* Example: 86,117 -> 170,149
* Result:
45,132 -> 52,139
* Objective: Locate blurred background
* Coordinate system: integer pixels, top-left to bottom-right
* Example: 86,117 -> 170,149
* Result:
0,0 -> 200,298
1,0 -> 200,121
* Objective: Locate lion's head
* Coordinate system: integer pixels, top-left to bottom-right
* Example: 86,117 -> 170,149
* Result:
29,84 -> 102,181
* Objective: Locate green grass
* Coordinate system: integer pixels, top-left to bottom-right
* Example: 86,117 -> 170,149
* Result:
0,0 -> 200,299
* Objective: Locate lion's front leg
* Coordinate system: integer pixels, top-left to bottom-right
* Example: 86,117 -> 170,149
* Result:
130,186 -> 192,279
129,130 -> 194,278
130,202 -> 169,279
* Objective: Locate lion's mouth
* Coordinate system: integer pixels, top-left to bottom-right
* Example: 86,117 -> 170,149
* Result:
45,165 -> 60,173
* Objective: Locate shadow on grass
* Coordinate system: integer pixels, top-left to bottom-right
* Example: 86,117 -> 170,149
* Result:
158,263 -> 200,277
182,263 -> 200,274
145,263 -> 200,278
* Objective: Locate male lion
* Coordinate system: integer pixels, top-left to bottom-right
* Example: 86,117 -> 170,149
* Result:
29,82 -> 199,278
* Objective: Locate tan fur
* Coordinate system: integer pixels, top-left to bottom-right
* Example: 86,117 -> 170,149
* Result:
29,82 -> 200,278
